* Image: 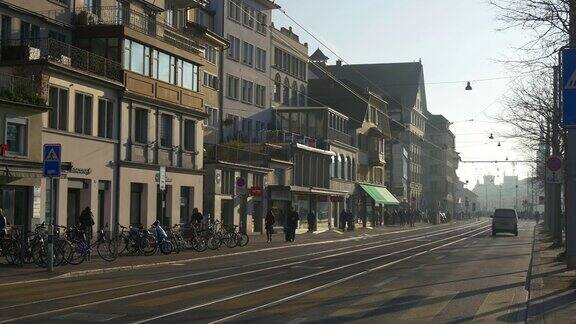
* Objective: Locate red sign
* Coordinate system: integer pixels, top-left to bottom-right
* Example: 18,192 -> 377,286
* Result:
0,144 -> 8,156
249,187 -> 263,197
547,156 -> 562,172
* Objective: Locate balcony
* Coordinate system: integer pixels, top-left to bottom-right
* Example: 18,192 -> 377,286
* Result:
262,130 -> 325,149
75,6 -> 203,55
0,73 -> 47,109
127,143 -> 198,169
0,38 -> 122,82
327,128 -> 352,146
205,144 -> 269,167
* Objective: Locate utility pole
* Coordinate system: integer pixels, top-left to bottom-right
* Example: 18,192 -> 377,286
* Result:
566,0 -> 576,268
552,65 -> 562,245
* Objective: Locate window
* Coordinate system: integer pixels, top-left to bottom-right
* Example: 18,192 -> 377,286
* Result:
134,109 -> 148,144
203,72 -> 218,89
226,74 -> 239,99
274,74 -> 281,102
241,79 -> 253,103
75,93 -> 93,135
255,47 -> 266,71
253,173 -> 264,188
124,39 -> 150,76
256,12 -> 267,34
155,50 -> 175,83
159,114 -> 173,148
227,35 -> 240,60
227,0 -> 241,22
242,5 -> 254,28
183,119 -> 196,152
98,98 -> 114,139
5,117 -> 27,156
291,81 -> 298,106
255,84 -> 266,107
242,42 -> 254,66
205,45 -> 217,64
204,106 -> 218,127
283,78 -> 290,106
222,170 -> 234,195
274,48 -> 282,68
1,16 -> 10,42
180,60 -> 199,91
299,85 -> 306,106
48,86 -> 68,131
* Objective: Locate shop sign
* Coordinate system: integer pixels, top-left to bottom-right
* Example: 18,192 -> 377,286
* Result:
249,186 -> 263,197
70,167 -> 91,175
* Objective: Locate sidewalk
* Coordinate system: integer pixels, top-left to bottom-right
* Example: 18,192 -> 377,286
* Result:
0,222 -> 440,285
527,224 -> 576,323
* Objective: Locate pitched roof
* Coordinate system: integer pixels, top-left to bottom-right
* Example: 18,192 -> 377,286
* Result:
310,48 -> 329,62
325,62 -> 427,113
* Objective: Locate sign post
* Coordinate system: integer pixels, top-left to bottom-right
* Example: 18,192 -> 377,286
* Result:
159,166 -> 166,226
43,144 -> 61,272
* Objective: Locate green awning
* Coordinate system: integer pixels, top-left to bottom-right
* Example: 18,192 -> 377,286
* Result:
359,184 -> 400,205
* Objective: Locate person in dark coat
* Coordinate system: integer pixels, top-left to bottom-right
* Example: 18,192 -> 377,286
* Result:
78,206 -> 95,243
339,209 -> 346,230
191,208 -> 203,226
0,208 -> 7,239
307,210 -> 316,232
265,210 -> 275,242
286,206 -> 299,242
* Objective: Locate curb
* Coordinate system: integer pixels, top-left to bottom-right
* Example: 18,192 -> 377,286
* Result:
524,222 -> 538,323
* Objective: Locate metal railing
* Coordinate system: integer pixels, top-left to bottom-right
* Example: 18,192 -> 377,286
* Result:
205,144 -> 269,166
0,73 -> 44,106
75,6 -> 203,54
0,38 -> 122,82
262,130 -> 324,149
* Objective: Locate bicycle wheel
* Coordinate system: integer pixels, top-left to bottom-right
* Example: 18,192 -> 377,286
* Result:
191,236 -> 207,252
4,241 -> 21,265
56,240 -> 73,266
159,241 -> 174,255
67,240 -> 87,265
97,241 -> 118,262
207,233 -> 222,250
139,234 -> 158,256
237,233 -> 249,247
31,242 -> 47,268
223,233 -> 237,248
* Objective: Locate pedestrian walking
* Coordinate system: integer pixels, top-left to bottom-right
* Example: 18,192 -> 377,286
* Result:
287,206 -> 299,242
265,210 -> 275,242
78,206 -> 95,243
307,210 -> 316,232
347,209 -> 355,231
339,209 -> 346,230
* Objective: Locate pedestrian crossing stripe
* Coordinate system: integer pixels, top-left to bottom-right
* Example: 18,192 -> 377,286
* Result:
45,148 -> 59,162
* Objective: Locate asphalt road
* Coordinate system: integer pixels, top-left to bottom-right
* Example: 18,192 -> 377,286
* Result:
0,219 -> 534,324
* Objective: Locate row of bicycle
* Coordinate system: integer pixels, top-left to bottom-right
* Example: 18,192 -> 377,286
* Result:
0,220 -> 250,268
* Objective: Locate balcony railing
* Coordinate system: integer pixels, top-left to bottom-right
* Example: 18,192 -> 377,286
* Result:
0,38 -> 122,82
0,73 -> 45,106
262,130 -> 325,149
205,144 -> 269,167
75,6 -> 203,54
327,128 -> 352,145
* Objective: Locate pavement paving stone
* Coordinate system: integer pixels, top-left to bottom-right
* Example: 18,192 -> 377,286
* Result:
527,224 -> 576,324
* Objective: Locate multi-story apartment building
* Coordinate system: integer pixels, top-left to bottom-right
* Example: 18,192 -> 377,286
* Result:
425,113 -> 459,216
308,74 -> 399,224
270,24 -> 308,108
327,61 -> 428,210
0,0 -> 226,230
268,106 -> 349,230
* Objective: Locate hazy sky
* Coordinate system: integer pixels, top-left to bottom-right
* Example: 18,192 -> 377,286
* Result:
273,0 -> 533,188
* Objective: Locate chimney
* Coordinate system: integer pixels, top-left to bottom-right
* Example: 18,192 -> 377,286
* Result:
336,59 -> 342,67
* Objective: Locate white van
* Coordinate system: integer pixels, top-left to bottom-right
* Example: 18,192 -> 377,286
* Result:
491,209 -> 518,236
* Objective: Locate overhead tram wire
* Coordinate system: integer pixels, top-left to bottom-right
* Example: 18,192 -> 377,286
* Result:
236,5 -> 460,157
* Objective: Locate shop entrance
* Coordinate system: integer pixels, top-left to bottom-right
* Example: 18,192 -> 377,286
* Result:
222,199 -> 234,226
67,188 -> 81,226
0,186 -> 30,228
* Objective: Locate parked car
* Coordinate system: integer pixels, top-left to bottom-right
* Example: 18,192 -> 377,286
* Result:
491,209 -> 518,236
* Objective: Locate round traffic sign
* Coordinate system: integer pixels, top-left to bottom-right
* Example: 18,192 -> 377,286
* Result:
236,177 -> 246,188
546,156 -> 562,172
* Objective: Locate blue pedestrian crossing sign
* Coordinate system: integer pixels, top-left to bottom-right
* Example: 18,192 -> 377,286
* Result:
562,48 -> 576,125
43,144 -> 62,178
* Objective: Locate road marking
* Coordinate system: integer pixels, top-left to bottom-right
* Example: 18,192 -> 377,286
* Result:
400,290 -> 458,320
133,226 -> 490,324
435,255 -> 447,260
0,223 -> 486,322
290,265 -> 325,270
286,318 -> 307,324
411,264 -> 427,272
374,276 -> 398,288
